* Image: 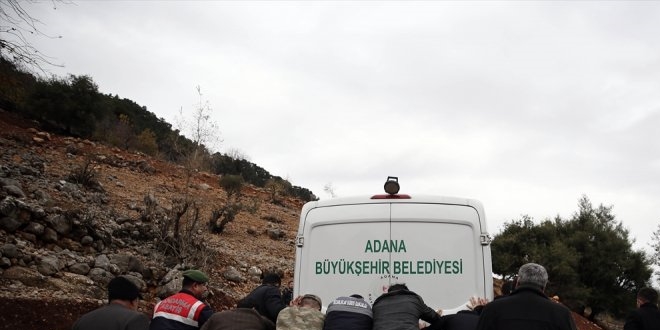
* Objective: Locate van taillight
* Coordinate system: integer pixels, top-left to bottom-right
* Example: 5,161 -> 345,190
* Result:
370,194 -> 411,199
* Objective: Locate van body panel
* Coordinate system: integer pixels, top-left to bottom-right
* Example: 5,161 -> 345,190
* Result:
295,195 -> 492,314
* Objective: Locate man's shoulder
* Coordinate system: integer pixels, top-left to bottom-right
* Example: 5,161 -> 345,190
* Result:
278,307 -> 325,320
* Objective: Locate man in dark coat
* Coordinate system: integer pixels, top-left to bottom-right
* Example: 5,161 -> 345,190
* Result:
475,263 -> 577,330
323,294 -> 372,330
372,284 -> 441,330
238,272 -> 287,323
200,298 -> 275,330
624,287 -> 660,330
72,276 -> 150,330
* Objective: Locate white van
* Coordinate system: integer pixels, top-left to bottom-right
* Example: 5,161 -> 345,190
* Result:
293,177 -> 493,314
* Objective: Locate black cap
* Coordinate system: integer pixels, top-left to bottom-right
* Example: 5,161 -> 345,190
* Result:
108,276 -> 142,301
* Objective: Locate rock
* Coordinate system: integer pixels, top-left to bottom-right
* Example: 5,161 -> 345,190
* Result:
0,178 -> 21,188
1,196 -> 31,219
68,262 -> 91,275
3,266 -> 45,286
247,266 -> 262,278
3,185 -> 26,198
37,256 -> 62,276
0,216 -> 22,233
138,161 -> 155,174
24,221 -> 45,235
36,131 -> 51,140
223,266 -> 244,283
94,254 -> 111,270
46,214 -> 72,235
247,227 -> 258,236
158,277 -> 183,299
0,257 -> 11,268
81,235 -> 94,245
123,274 -> 147,291
88,267 -> 113,286
33,189 -> 52,205
267,228 -> 285,240
0,244 -> 19,258
109,253 -> 144,274
41,227 -> 58,243
18,232 -> 37,243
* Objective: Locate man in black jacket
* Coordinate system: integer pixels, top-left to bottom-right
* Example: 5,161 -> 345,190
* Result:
624,287 -> 660,330
72,276 -> 150,330
238,272 -> 287,323
323,294 -> 372,330
372,284 -> 441,330
475,263 -> 577,330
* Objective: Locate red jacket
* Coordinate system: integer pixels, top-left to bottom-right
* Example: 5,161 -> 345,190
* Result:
150,291 -> 212,330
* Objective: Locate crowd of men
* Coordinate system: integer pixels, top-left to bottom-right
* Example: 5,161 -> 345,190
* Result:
72,263 -> 660,330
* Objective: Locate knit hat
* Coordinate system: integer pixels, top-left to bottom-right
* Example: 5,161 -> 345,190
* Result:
183,269 -> 209,283
108,276 -> 142,301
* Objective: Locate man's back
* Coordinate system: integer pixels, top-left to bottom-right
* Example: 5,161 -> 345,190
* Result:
72,303 -> 150,330
624,303 -> 660,330
200,309 -> 275,330
276,306 -> 325,330
323,295 -> 372,330
476,287 -> 576,330
241,284 -> 287,324
372,289 -> 439,330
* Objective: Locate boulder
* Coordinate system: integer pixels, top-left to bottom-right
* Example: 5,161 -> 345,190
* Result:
68,262 -> 91,275
0,217 -> 22,233
3,185 -> 25,198
37,256 -> 62,276
88,267 -> 113,286
94,254 -> 111,270
24,222 -> 45,235
0,244 -> 19,258
223,266 -> 244,283
46,214 -> 72,235
3,266 -> 45,286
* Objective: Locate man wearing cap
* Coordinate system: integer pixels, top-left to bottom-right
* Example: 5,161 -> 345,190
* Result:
72,276 -> 150,330
238,272 -> 287,323
276,294 -> 325,330
323,294 -> 372,330
150,269 -> 214,330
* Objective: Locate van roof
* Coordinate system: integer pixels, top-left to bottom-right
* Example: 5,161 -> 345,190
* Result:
305,195 -> 485,209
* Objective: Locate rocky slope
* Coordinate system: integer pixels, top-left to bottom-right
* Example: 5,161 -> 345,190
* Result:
0,109 -> 607,330
0,109 -> 303,329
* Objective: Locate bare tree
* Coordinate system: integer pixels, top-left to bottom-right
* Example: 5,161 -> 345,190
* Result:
0,0 -> 65,74
174,85 -> 222,185
323,182 -> 337,198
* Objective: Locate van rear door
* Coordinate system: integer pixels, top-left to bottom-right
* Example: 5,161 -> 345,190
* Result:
390,203 -> 490,312
296,198 -> 492,312
296,203 -> 391,305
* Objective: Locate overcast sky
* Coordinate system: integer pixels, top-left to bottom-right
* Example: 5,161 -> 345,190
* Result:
20,1 -> 660,254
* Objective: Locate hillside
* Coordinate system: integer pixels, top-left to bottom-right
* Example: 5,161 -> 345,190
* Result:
0,108 -> 303,329
0,109 -> 608,330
